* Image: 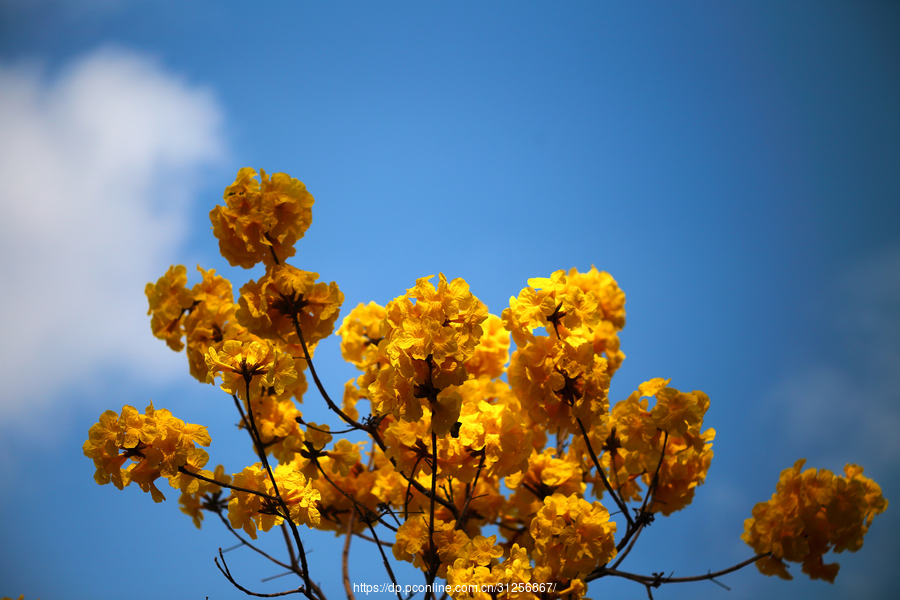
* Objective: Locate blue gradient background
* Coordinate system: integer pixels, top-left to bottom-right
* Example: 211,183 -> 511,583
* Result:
1,2 -> 898,599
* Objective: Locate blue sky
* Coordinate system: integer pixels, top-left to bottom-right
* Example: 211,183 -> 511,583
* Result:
1,2 -> 898,599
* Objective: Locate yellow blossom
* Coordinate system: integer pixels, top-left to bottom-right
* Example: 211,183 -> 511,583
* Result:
530,493 -> 617,580
210,167 -> 314,268
742,460 -> 887,582
145,265 -> 194,351
205,339 -> 297,400
237,264 -> 344,350
370,274 -> 487,436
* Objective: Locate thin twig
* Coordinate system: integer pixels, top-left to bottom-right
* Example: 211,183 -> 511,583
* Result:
362,517 -> 404,600
265,233 -> 281,265
215,549 -> 304,597
610,430 -> 670,565
456,450 -> 486,530
291,313 -> 367,431
214,510 -> 295,573
342,509 -> 356,600
242,378 -> 315,599
281,523 -> 299,570
640,431 -> 669,516
426,431 -> 439,599
404,454 -> 424,520
177,466 -> 277,501
575,416 -> 634,528
588,552 -> 772,585
314,460 -> 398,532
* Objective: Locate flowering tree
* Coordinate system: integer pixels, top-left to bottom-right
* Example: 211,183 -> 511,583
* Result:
83,168 -> 888,599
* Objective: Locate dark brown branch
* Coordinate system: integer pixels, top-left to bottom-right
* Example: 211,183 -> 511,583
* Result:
291,312 -> 367,431
242,378 -> 315,599
456,450 -> 486,530
342,510 -> 356,600
215,548 -> 304,597
575,415 -> 634,528
265,233 -> 281,265
425,431 -> 439,599
281,523 -> 299,571
177,466 -> 277,501
587,552 -> 772,586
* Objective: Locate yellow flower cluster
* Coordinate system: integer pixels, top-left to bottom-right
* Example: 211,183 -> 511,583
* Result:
82,403 -> 212,503
228,463 -> 321,539
237,264 -> 344,351
146,265 -> 250,381
578,378 -> 715,513
530,493 -> 617,580
206,339 -> 297,400
742,459 -> 888,582
367,274 -> 488,436
504,268 -> 623,436
210,167 -> 314,268
88,167 -> 889,599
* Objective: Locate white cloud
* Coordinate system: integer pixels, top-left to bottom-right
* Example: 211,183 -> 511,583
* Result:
0,47 -> 227,422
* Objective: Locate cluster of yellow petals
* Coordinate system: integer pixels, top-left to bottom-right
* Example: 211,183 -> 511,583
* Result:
530,493 -> 617,580
465,314 -> 510,379
237,264 -> 344,351
504,448 -> 586,549
228,463 -> 321,539
85,165 -> 890,598
146,265 -> 252,381
504,268 -> 623,437
336,302 -> 390,414
575,378 -> 715,513
446,542 -> 583,600
393,516 -> 461,577
508,334 -> 611,436
145,264 -> 195,351
367,274 -> 488,436
503,267 -> 625,374
742,459 -> 888,582
210,167 -> 314,268
82,403 -> 212,503
205,339 -> 297,400
381,378 -> 534,485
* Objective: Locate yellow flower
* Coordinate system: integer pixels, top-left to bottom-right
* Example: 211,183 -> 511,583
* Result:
530,493 -> 617,580
274,463 -> 322,528
393,515 -> 457,575
337,301 -> 387,369
465,534 -> 504,567
84,404 -> 211,505
210,168 -> 314,268
228,464 -> 270,538
237,265 -> 343,351
145,265 -> 194,351
370,274 -> 487,436
325,439 -> 362,477
205,340 -> 297,400
503,268 -> 626,381
465,314 -> 510,379
742,459 -> 888,582
650,387 -> 709,437
509,335 -> 610,436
